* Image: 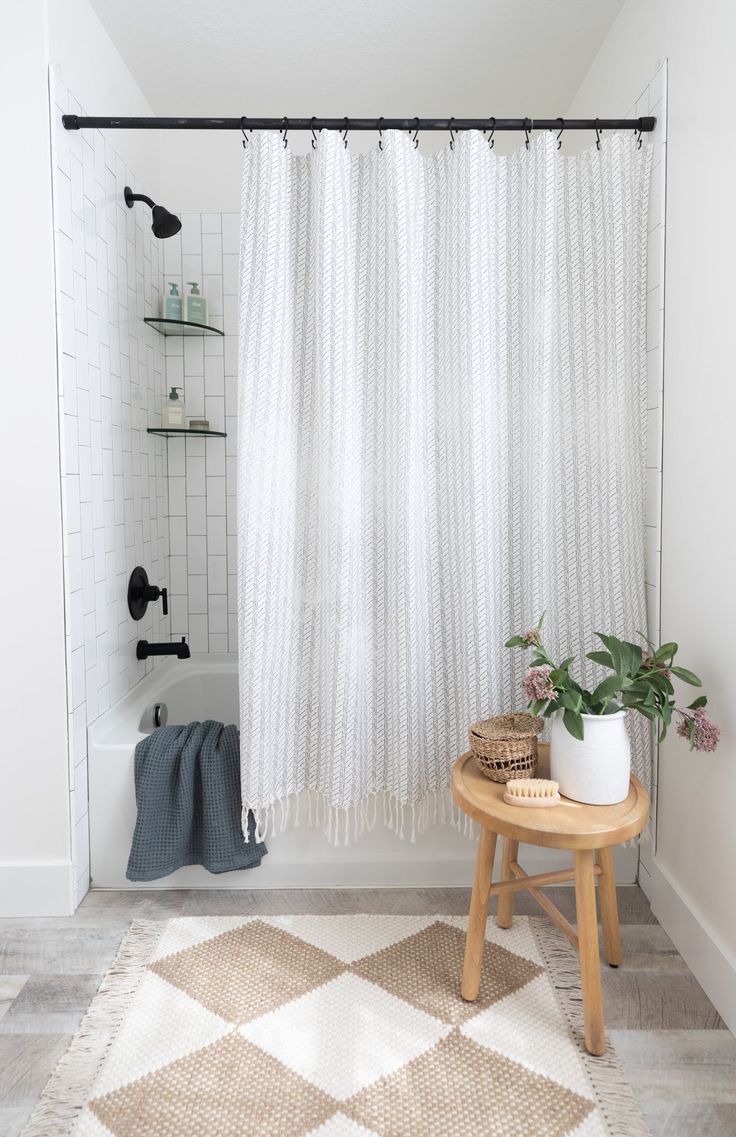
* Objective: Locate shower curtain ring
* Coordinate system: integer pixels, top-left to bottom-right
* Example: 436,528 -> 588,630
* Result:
310,116 -> 318,149
595,118 -> 602,150
412,117 -> 420,149
342,117 -> 349,149
555,117 -> 564,151
281,117 -> 289,149
449,117 -> 456,150
240,116 -> 250,149
524,118 -> 532,149
487,116 -> 496,149
378,116 -> 384,151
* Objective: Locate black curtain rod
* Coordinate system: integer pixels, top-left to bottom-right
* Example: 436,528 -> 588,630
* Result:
62,115 -> 656,133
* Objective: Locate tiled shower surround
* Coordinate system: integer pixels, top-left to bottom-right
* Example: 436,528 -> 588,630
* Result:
160,213 -> 240,652
51,77 -> 170,900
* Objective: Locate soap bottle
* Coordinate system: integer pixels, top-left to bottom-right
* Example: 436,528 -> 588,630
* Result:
163,386 -> 185,428
162,282 -> 182,320
185,282 -> 207,325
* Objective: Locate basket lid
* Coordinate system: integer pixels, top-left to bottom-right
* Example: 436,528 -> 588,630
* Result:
469,713 -> 544,741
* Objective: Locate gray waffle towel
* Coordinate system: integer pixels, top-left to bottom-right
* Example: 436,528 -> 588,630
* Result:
126,721 -> 267,881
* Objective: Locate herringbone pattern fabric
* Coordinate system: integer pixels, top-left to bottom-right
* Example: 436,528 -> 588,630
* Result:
237,130 -> 652,843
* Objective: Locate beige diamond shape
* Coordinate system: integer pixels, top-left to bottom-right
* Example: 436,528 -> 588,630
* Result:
351,920 -> 543,1025
90,1032 -> 339,1137
345,1032 -> 596,1137
150,920 -> 344,1024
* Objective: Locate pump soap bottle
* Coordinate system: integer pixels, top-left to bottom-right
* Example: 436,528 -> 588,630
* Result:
162,283 -> 183,320
185,282 -> 208,325
163,387 -> 186,428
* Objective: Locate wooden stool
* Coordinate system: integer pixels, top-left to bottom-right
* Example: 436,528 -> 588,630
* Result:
452,742 -> 649,1056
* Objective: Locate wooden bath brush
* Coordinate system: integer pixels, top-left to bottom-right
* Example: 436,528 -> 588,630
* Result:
503,777 -> 561,807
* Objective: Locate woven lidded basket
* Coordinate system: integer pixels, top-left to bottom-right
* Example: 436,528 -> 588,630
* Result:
468,713 -> 544,783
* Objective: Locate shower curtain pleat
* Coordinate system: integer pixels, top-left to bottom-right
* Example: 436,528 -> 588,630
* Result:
237,129 -> 652,844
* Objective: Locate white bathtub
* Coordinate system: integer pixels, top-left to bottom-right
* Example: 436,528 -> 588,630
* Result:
90,654 -> 570,889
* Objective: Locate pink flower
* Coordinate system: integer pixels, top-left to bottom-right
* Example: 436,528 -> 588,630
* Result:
523,665 -> 556,703
675,708 -> 721,753
521,628 -> 541,647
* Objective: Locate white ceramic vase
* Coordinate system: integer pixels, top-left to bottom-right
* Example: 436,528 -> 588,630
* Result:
549,709 -> 631,805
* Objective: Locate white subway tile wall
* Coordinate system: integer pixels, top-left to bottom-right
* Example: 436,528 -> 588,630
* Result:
51,76 -> 170,903
161,211 -> 239,651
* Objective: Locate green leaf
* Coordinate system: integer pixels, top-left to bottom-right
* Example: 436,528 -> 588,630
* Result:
688,695 -> 707,710
558,656 -> 575,671
653,641 -> 678,663
670,665 -> 703,687
587,650 -> 614,669
563,708 -> 585,740
537,611 -> 546,630
596,633 -> 625,675
591,675 -> 624,703
559,690 -> 583,713
505,635 -> 525,648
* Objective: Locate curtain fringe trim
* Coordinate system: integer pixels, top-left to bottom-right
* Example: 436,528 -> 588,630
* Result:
21,920 -> 162,1137
531,916 -> 651,1137
243,788 -> 477,846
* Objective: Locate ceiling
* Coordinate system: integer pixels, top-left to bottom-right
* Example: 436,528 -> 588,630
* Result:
89,0 -> 625,118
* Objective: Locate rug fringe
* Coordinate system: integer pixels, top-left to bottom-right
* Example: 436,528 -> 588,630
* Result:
21,920 -> 162,1137
531,917 -> 651,1137
244,787 -> 477,846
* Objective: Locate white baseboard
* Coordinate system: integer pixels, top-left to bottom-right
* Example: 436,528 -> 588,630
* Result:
0,861 -> 76,917
647,856 -> 736,1035
91,838 -> 639,891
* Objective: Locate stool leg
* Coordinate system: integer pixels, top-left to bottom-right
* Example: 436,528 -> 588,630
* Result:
496,837 -> 518,929
461,827 -> 497,1001
596,847 -> 622,967
575,848 -> 605,1056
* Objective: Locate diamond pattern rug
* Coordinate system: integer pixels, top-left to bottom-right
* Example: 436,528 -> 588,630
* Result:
23,915 -> 650,1137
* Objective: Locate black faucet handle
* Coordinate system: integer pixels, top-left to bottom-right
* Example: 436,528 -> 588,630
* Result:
161,587 -> 168,616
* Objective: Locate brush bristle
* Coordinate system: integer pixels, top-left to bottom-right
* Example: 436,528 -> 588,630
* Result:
505,777 -> 559,798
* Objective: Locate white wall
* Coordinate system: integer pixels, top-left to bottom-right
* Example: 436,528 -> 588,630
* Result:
569,0 -> 736,1032
51,75 -> 171,904
0,1 -> 72,916
46,0 -> 160,199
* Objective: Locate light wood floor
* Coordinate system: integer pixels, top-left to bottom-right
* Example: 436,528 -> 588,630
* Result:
1,886 -> 734,1137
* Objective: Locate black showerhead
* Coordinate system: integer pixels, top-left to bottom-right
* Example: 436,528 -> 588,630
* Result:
124,186 -> 181,239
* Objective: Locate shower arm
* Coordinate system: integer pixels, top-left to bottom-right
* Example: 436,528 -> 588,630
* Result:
62,115 -> 656,135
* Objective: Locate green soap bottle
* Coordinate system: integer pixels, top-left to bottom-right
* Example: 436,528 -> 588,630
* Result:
162,282 -> 182,320
185,282 -> 207,325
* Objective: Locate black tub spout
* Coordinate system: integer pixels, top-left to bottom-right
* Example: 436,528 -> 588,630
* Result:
137,637 -> 190,661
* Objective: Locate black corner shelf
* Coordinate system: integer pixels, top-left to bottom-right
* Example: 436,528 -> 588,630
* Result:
144,317 -> 224,337
147,427 -> 227,439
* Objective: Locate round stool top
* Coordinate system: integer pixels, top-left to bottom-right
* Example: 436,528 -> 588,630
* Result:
452,744 -> 649,850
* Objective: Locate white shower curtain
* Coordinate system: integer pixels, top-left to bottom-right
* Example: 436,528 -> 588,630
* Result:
238,129 -> 651,843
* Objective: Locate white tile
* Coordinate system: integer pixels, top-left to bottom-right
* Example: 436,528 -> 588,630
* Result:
183,336 -> 204,377
181,213 -> 202,255
187,495 -> 207,535
187,535 -> 207,575
188,575 -> 208,614
202,232 -> 223,274
201,213 -> 221,234
208,633 -> 229,653
222,213 -> 240,254
169,555 -> 187,594
206,476 -> 227,516
223,253 -> 239,295
207,515 -> 227,555
188,614 -> 209,653
203,274 -> 223,317
169,515 -> 187,555
208,594 -> 228,633
186,455 -> 206,496
207,555 -> 227,594
646,468 -> 662,524
204,354 -> 225,396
